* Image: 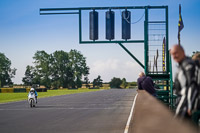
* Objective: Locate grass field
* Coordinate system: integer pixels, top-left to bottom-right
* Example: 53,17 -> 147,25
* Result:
0,89 -> 101,103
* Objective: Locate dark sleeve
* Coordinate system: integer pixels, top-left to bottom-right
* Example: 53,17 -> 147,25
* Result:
184,63 -> 198,111
150,77 -> 154,87
137,78 -> 143,90
184,63 -> 196,85
174,73 -> 181,96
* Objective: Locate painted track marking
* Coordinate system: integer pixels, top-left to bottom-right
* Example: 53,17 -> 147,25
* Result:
124,93 -> 138,133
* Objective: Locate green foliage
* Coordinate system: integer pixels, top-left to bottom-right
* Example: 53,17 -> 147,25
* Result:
68,50 -> 89,88
109,77 -> 122,88
51,50 -> 71,88
93,75 -> 103,88
22,65 -> 34,86
128,81 -> 137,88
0,52 -> 16,87
22,50 -> 89,89
129,81 -> 137,86
121,78 -> 128,88
33,51 -> 51,88
83,76 -> 90,88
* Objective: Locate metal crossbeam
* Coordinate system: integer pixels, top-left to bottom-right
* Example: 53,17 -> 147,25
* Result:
40,6 -> 167,12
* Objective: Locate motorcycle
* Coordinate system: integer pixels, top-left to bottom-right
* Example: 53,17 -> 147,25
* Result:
28,91 -> 36,108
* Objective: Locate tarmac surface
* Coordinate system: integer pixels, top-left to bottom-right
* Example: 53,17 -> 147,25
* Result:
0,89 -> 137,133
129,90 -> 199,133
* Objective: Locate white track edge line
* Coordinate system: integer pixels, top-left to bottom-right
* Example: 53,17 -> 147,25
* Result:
124,93 -> 138,133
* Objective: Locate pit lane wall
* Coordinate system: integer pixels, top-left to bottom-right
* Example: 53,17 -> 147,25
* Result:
129,90 -> 199,133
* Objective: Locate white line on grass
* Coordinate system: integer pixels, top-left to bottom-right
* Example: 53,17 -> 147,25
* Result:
124,93 -> 138,133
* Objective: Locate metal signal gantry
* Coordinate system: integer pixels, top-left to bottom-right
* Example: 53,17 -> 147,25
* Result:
40,6 -> 175,108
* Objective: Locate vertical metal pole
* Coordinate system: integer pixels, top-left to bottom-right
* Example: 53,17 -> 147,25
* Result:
144,7 -> 149,75
169,51 -> 174,109
166,6 -> 169,74
165,6 -> 173,109
79,9 -> 82,43
166,5 -> 169,91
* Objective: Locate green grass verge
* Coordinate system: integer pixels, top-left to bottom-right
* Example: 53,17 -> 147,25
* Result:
0,89 -> 100,103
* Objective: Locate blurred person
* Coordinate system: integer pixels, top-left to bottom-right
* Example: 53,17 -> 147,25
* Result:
192,52 -> 200,125
170,44 -> 199,119
137,72 -> 156,97
192,52 -> 200,87
192,52 -> 200,65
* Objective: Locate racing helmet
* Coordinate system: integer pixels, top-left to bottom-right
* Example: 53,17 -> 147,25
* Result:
30,88 -> 35,92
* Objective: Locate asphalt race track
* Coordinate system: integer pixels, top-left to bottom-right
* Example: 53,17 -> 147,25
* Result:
0,89 -> 137,133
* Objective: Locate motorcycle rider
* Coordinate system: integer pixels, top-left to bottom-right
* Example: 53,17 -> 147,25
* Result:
29,88 -> 38,103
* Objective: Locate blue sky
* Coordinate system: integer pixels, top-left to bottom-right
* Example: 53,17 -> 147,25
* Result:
0,0 -> 200,84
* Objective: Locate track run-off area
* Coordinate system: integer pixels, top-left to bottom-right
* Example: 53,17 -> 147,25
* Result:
0,89 -> 137,133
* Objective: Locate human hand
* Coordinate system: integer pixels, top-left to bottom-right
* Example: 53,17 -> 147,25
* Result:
187,109 -> 192,116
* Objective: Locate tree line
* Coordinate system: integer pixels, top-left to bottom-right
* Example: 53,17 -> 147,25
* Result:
22,50 -> 89,89
0,53 -> 16,87
0,50 -> 137,89
0,50 -> 89,88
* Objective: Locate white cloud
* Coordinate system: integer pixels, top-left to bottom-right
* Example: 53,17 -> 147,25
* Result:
88,58 -> 143,82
